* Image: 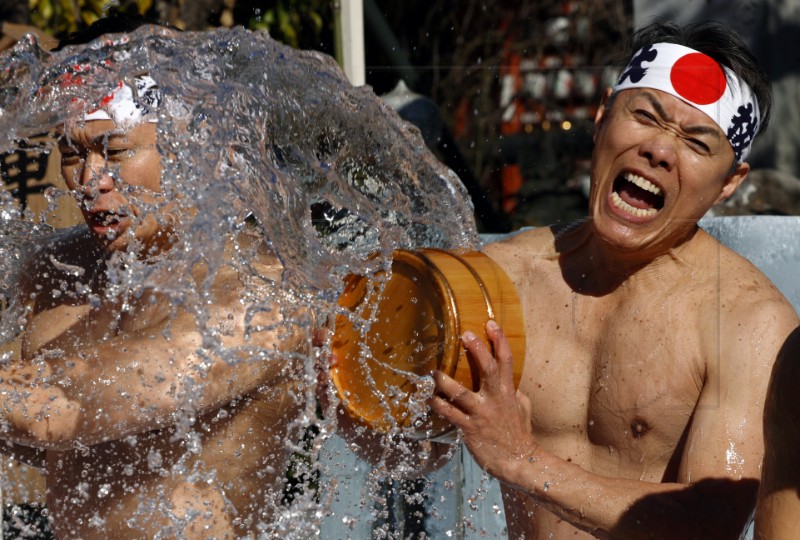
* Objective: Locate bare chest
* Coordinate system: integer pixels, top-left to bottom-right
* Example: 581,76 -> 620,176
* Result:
24,292 -> 171,359
518,286 -> 707,473
23,302 -> 100,358
46,386 -> 298,537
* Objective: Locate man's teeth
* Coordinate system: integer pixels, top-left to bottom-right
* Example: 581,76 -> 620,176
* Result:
611,191 -> 658,217
626,173 -> 662,195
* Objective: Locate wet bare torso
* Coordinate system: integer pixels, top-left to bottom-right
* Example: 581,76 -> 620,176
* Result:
21,228 -> 303,539
484,225 -> 773,539
45,386 -> 296,539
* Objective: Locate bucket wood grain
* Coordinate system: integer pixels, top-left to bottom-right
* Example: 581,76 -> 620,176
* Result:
331,248 -> 525,439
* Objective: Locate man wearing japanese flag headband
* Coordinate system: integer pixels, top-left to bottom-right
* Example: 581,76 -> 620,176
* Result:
430,20 -> 799,540
614,41 -> 762,165
56,68 -> 168,254
81,73 -> 161,128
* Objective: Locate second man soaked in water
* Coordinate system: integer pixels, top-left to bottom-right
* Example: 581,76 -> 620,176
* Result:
1,47 -> 309,540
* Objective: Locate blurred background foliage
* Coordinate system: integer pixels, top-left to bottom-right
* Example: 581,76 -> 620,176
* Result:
25,0 -> 333,50
29,0 -> 153,36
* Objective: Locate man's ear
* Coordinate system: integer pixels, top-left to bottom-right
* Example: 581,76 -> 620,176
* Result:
593,88 -> 613,143
715,161 -> 750,205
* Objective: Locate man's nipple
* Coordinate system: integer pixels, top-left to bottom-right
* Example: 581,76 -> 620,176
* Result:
630,417 -> 651,438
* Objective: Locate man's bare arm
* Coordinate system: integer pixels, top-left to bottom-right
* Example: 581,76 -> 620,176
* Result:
431,298 -> 798,540
1,267 -> 309,449
755,325 -> 800,540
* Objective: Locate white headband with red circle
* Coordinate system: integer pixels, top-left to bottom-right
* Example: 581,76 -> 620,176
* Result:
82,75 -> 161,127
614,43 -> 760,163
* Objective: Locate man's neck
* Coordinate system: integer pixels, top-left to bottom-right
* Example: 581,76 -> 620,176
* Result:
553,221 -> 702,296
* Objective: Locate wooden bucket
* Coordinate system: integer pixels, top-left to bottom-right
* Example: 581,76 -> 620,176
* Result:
330,248 -> 525,439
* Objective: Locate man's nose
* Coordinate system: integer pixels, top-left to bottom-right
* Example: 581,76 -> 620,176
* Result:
639,134 -> 677,171
77,153 -> 116,196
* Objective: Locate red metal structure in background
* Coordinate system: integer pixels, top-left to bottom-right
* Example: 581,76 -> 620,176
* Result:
493,1 -> 605,219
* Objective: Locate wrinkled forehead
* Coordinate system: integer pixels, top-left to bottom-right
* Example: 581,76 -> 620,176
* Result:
50,71 -> 161,150
46,64 -> 161,128
56,118 -> 157,147
621,88 -> 729,135
82,75 -> 161,126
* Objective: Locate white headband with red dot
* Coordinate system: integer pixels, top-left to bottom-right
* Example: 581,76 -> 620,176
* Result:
82,75 -> 160,128
614,43 -> 760,163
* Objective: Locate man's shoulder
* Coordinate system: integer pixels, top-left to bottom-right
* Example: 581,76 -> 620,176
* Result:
483,227 -> 556,257
23,225 -> 102,301
712,236 -> 795,311
32,224 -> 98,266
701,234 -> 800,346
482,227 -> 558,279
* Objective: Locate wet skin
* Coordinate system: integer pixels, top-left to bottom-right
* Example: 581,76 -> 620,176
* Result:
430,89 -> 799,539
586,88 -> 748,261
58,120 -> 173,254
2,119 -> 306,538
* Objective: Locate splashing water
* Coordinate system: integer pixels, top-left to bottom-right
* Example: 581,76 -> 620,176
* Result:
0,25 -> 479,538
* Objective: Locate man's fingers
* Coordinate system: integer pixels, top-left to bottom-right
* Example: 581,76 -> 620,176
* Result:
428,394 -> 469,426
432,370 -> 476,410
517,390 -> 533,418
486,320 -> 516,389
462,330 -> 500,387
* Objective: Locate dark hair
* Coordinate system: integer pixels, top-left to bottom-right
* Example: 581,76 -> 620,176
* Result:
54,12 -> 176,50
619,20 -> 772,135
